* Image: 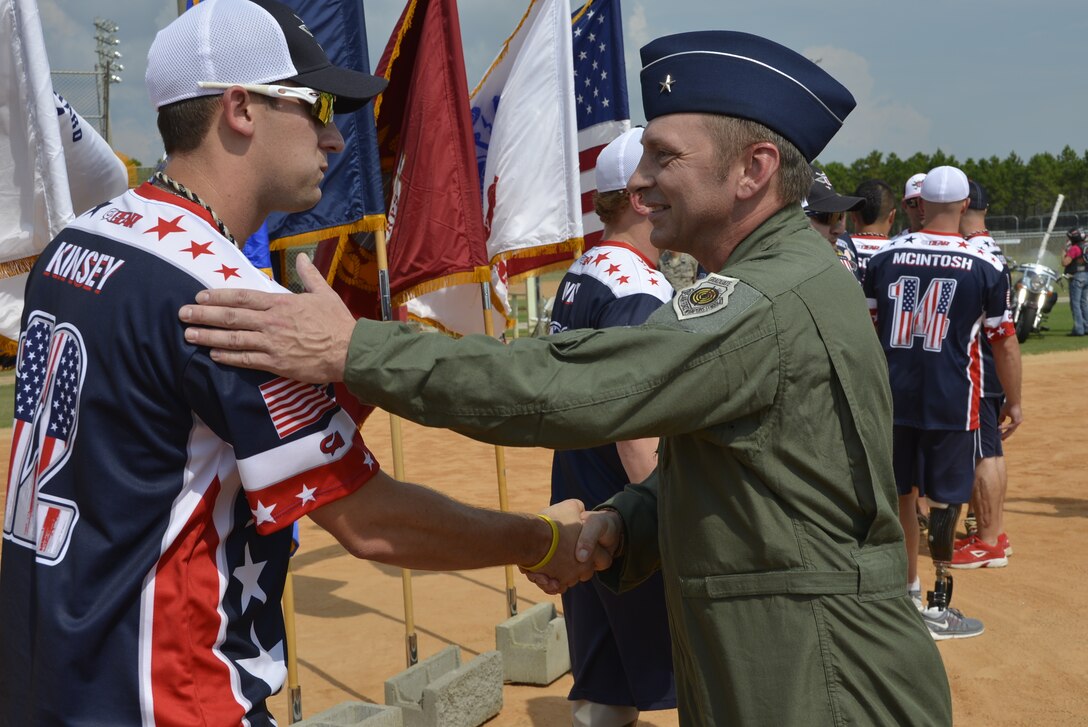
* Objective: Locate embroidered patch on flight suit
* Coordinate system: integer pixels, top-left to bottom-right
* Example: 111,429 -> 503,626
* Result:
673,274 -> 739,320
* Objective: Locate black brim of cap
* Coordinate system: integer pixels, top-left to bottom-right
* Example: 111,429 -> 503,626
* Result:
805,188 -> 865,213
291,64 -> 387,114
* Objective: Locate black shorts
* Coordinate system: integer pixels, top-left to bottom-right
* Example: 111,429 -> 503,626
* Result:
892,426 -> 976,504
976,397 -> 1004,459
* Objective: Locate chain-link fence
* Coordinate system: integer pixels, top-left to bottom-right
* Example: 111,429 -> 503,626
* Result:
51,70 -> 104,136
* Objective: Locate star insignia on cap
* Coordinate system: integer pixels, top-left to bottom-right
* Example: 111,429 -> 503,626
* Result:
659,74 -> 676,94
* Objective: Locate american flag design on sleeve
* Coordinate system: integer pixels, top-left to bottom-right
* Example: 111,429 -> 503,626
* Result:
258,377 -> 338,439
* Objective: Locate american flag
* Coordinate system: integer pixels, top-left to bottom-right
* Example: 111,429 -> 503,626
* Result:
889,276 -> 957,351
6,314 -> 85,544
258,377 -> 337,439
572,0 -> 630,248
921,278 -> 956,351
889,276 -> 918,348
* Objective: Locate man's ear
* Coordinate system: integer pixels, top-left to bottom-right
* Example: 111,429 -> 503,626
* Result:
220,87 -> 258,138
736,141 -> 780,200
628,190 -> 652,216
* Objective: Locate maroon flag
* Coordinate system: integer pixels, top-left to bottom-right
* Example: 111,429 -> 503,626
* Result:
373,0 -> 490,310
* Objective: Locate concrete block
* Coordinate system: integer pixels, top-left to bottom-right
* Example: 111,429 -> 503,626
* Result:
384,645 -> 504,727
495,601 -> 570,685
294,700 -> 403,727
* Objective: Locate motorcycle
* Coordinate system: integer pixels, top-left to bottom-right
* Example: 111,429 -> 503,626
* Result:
1010,262 -> 1060,342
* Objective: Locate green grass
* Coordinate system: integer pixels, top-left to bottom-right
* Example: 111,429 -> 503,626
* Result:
1019,298 -> 1088,355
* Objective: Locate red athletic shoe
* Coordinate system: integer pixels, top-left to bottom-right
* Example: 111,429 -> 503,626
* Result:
955,532 -> 1013,556
950,536 -> 1008,569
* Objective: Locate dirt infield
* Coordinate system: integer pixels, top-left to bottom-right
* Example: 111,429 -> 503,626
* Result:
2,349 -> 1086,725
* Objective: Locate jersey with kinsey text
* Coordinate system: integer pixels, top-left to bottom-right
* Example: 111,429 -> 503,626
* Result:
864,230 -> 1014,431
0,183 -> 379,726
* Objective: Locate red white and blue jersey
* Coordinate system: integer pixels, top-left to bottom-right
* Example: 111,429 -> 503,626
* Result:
966,231 -> 1010,399
0,183 -> 379,726
547,241 -> 671,338
548,241 -> 671,505
863,230 -> 1015,431
850,233 -> 890,278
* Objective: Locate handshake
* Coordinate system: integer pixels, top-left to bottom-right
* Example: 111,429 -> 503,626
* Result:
520,500 -> 624,595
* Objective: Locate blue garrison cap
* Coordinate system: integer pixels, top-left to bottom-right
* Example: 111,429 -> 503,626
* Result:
639,31 -> 856,161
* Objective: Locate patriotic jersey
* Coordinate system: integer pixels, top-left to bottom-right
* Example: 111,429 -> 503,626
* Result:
0,183 -> 379,726
966,231 -> 1010,399
864,230 -> 1015,431
834,233 -> 862,283
850,233 -> 890,277
548,241 -> 671,505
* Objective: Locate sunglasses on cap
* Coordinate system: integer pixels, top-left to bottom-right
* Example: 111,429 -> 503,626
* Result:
197,82 -> 336,126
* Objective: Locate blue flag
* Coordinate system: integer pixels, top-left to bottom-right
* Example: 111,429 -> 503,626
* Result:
265,0 -> 386,269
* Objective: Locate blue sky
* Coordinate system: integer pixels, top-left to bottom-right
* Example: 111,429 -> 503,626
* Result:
37,0 -> 1088,169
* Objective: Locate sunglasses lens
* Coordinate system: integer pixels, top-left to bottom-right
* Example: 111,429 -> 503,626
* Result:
312,92 -> 335,126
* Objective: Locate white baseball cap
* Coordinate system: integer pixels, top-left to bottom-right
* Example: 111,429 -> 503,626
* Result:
920,166 -> 969,204
902,173 -> 926,201
146,0 -> 386,113
595,128 -> 644,193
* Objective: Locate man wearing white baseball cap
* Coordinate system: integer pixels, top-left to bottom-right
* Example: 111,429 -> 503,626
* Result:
864,165 -> 1023,640
548,127 -> 676,726
892,171 -> 927,241
0,1 -> 602,724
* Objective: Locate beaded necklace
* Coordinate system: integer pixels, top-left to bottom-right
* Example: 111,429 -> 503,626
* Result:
152,171 -> 238,248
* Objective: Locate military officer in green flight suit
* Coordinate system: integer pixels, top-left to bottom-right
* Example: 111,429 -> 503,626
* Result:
181,30 -> 953,727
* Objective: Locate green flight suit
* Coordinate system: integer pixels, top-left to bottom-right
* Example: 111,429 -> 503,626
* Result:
343,206 -> 952,726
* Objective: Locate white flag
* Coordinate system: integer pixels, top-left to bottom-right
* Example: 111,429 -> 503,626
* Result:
0,0 -> 127,344
407,0 -> 582,337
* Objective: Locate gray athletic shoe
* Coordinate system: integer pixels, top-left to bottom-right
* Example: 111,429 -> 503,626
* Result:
922,606 -> 984,640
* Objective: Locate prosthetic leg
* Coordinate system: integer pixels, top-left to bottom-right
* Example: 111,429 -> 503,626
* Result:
925,500 -> 961,610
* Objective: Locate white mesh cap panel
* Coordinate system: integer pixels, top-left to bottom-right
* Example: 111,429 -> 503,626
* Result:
146,0 -> 299,109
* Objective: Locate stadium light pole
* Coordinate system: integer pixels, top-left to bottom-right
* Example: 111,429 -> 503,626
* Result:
94,19 -> 123,146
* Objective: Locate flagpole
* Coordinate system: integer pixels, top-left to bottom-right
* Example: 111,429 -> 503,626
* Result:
479,281 -> 519,618
373,227 -> 419,667
282,560 -> 303,723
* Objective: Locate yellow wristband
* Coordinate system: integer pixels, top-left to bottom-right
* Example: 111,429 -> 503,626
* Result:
525,514 -> 560,572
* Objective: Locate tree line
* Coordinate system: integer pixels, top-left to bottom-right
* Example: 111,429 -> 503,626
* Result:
820,146 -> 1088,231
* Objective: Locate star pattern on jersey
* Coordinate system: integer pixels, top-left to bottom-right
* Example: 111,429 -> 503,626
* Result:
181,241 -> 214,259
593,252 -> 611,265
145,215 -> 186,241
232,543 -> 268,612
296,484 -> 317,505
251,500 -> 276,526
606,263 -> 621,275
617,275 -> 631,285
216,264 -> 241,281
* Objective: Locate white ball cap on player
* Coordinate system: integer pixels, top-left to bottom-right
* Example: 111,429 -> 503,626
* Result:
902,172 -> 926,201
920,166 -> 970,204
595,127 -> 644,193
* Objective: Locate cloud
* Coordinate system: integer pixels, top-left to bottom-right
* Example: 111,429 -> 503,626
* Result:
803,45 -> 931,163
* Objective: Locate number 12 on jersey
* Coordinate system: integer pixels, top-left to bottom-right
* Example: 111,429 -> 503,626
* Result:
887,276 -> 958,352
